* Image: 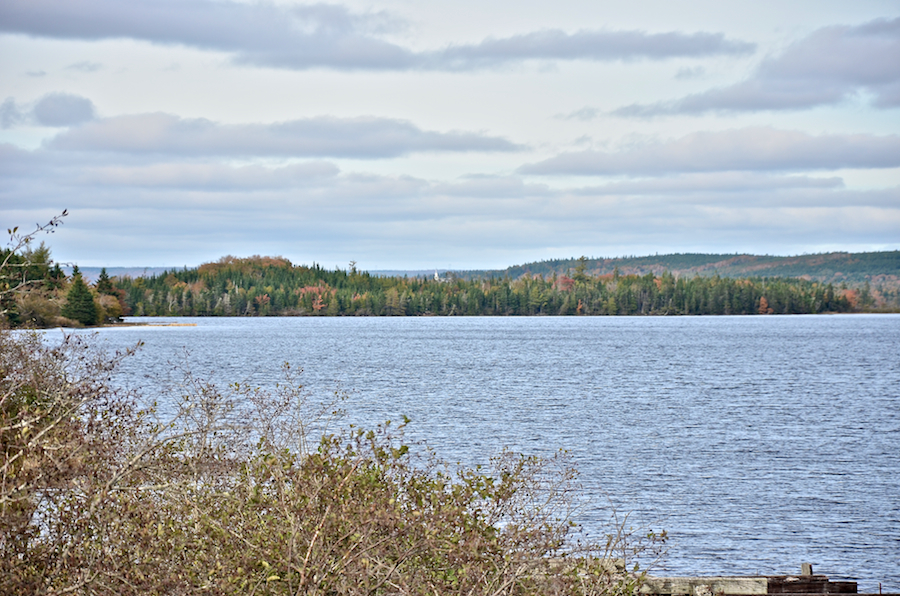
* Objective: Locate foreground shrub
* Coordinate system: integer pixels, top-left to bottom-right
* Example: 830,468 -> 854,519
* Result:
1,330 -> 663,595
15,294 -> 62,328
0,331 -> 146,593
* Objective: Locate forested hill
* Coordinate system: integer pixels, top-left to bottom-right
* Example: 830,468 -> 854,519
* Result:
109,254 -> 897,318
7,246 -> 898,328
458,251 -> 900,287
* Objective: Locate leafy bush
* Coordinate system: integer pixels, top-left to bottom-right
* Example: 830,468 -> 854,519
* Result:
1,330 -> 663,595
97,294 -> 123,323
15,294 -> 62,328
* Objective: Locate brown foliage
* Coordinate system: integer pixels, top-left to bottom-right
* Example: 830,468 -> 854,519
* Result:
15,293 -> 62,328
556,276 -> 575,292
199,255 -> 293,276
839,288 -> 860,309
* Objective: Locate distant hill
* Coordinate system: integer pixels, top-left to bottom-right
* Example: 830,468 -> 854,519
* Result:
72,251 -> 900,289
457,251 -> 900,288
368,270 -> 445,278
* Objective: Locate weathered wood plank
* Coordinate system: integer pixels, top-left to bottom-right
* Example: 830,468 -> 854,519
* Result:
640,574 -> 859,596
640,577 -> 769,595
768,576 -> 857,594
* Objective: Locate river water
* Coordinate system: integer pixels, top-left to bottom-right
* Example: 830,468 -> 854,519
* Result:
60,314 -> 899,590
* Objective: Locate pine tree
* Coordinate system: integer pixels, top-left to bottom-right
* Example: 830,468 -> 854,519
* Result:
62,272 -> 98,326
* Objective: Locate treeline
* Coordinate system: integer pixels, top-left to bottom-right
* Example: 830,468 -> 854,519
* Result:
1,241 -> 128,328
115,255 -> 873,317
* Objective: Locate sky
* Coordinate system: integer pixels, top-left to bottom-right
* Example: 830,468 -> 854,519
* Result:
1,0 -> 899,270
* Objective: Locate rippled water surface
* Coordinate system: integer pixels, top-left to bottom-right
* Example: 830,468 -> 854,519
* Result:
67,315 -> 899,590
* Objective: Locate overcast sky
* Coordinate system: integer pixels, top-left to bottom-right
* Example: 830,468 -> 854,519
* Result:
2,0 -> 898,270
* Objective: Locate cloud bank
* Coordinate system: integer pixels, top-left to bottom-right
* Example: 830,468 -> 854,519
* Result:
614,17 -> 900,115
0,0 -> 754,71
431,29 -> 754,69
4,116 -> 897,267
520,128 -> 900,175
46,112 -> 519,158
4,149 -> 895,267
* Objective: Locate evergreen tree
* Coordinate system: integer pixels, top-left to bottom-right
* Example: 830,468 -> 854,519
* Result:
95,267 -> 115,295
62,272 -> 98,326
573,255 -> 589,283
21,241 -> 52,281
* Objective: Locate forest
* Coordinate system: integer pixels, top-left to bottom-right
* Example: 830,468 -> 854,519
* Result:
3,219 -> 895,329
110,255 -> 878,319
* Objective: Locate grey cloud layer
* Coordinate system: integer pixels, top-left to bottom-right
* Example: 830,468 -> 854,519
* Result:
5,164 -> 895,267
615,17 -> 900,115
0,0 -> 413,70
575,172 -> 845,196
432,29 -> 753,69
520,128 -> 900,175
47,113 -> 519,158
1,93 -> 96,128
5,137 -> 896,266
0,0 -> 754,70
4,138 -> 885,206
77,161 -> 340,190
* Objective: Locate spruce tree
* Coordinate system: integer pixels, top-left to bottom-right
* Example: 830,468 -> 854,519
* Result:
61,272 -> 98,326
95,267 -> 115,295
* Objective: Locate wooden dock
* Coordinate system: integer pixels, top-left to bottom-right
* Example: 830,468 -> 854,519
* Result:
640,565 -> 894,596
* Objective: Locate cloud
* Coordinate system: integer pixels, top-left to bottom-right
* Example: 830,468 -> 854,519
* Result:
0,0 -> 416,70
1,92 -> 96,128
674,66 -> 704,80
614,17 -> 900,115
47,112 -> 520,158
32,93 -> 97,127
9,145 -> 856,205
0,0 -> 754,71
429,29 -> 754,69
519,127 -> 900,175
431,176 -> 551,198
575,172 -> 845,196
556,107 -> 599,121
76,161 -> 341,190
4,141 -> 897,267
5,174 -> 896,268
0,99 -> 26,129
65,61 -> 102,72
0,143 -> 34,175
